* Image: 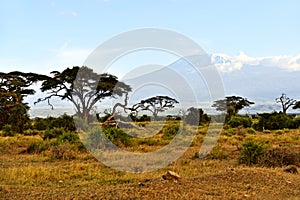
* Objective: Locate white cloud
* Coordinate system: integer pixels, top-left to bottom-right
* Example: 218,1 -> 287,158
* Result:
212,52 -> 300,72
59,11 -> 79,17
71,12 -> 79,17
51,42 -> 92,67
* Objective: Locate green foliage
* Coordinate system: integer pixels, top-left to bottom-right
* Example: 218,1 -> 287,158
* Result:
104,127 -> 132,147
254,112 -> 298,131
34,114 -> 76,131
43,127 -> 64,140
37,66 -> 131,123
208,145 -> 229,160
33,118 -> 49,130
23,129 -> 39,136
238,140 -> 265,165
7,103 -> 30,134
161,121 -> 180,140
51,114 -> 76,131
2,124 -> 14,137
258,147 -> 299,167
0,71 -> 46,133
223,128 -> 235,137
57,132 -> 80,145
247,127 -> 256,134
130,96 -> 178,119
212,96 -> 254,122
227,115 -> 252,128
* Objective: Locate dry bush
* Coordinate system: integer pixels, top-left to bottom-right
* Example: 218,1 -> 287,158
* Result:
48,143 -> 77,160
258,147 -> 300,167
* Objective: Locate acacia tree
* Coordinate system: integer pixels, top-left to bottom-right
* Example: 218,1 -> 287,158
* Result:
293,101 -> 300,110
130,96 -> 179,119
276,93 -> 297,114
212,96 -> 254,121
36,66 -> 131,123
0,71 -> 47,133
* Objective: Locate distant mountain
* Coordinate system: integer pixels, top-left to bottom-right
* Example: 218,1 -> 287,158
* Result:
28,54 -> 300,117
122,54 -> 300,114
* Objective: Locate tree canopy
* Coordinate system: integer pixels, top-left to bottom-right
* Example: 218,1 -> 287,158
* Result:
212,96 -> 254,121
0,71 -> 47,133
36,66 -> 131,122
130,96 -> 179,119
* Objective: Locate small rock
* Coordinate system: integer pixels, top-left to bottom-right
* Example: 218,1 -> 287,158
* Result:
284,165 -> 298,174
162,171 -> 180,181
286,180 -> 292,184
58,180 -> 63,183
138,182 -> 145,187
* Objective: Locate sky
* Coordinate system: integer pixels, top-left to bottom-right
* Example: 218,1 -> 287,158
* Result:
1,0 -> 300,115
1,0 -> 300,73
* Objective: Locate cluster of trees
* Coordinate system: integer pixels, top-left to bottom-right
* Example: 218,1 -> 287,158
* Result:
213,93 -> 300,131
1,65 -> 300,135
0,67 -> 131,134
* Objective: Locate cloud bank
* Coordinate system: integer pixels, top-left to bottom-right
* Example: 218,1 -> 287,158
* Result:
212,52 -> 300,72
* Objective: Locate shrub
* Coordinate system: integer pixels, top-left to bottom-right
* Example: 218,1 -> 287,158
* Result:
26,141 -> 50,154
291,116 -> 300,129
238,140 -> 265,165
2,124 -> 15,137
258,147 -> 299,167
247,127 -> 256,134
23,129 -> 39,136
48,143 -> 76,160
228,115 -> 252,128
223,128 -> 235,136
103,127 -> 132,147
57,132 -> 80,145
33,118 -> 49,130
208,145 -> 229,160
42,127 -> 64,140
34,114 -> 76,131
254,112 -> 294,131
161,124 -> 179,140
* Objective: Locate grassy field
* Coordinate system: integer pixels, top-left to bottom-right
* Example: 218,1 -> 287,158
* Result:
1,123 -> 300,199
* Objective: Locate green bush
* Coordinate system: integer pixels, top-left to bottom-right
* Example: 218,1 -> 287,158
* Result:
33,114 -> 76,131
223,128 -> 235,136
103,127 -> 132,147
238,140 -> 265,165
23,129 -> 39,136
247,127 -> 256,134
43,127 -> 65,140
254,112 -> 294,131
208,145 -> 229,160
258,147 -> 299,167
57,132 -> 80,145
161,124 -> 179,140
26,141 -> 50,154
33,118 -> 49,130
228,115 -> 252,128
2,124 -> 15,137
50,114 -> 76,131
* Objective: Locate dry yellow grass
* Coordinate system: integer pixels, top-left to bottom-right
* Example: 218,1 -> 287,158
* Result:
1,127 -> 300,199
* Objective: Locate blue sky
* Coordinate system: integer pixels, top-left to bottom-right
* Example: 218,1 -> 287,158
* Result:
1,0 -> 300,74
1,0 -> 300,116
